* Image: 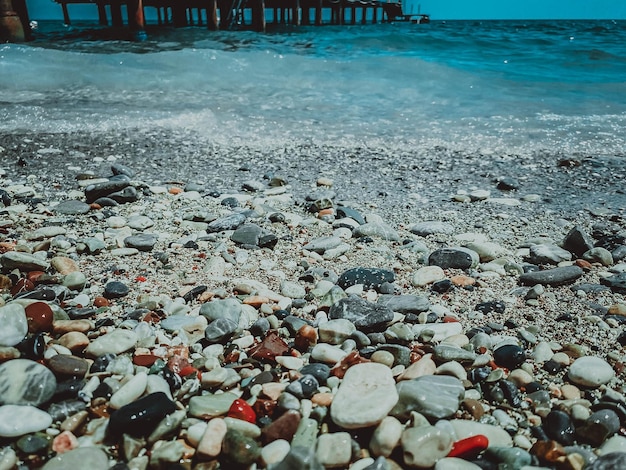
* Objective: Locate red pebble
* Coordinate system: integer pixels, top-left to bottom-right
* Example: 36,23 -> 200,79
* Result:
447,435 -> 489,459
179,365 -> 198,377
135,275 -> 147,282
24,301 -> 54,333
227,398 -> 257,423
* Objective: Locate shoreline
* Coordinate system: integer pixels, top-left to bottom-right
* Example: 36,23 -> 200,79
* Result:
0,130 -> 625,469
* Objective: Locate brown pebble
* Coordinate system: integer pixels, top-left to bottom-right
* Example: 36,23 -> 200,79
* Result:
331,351 -> 370,379
51,256 -> 80,275
608,303 -> 626,316
93,296 -> 110,307
253,398 -> 278,419
133,354 -> 160,367
248,331 -> 290,362
261,409 -> 301,444
53,319 -> 94,334
294,324 -> 318,352
574,259 -> 593,270
311,392 -> 333,407
450,275 -> 476,287
0,274 -> 12,291
462,398 -> 485,420
60,410 -> 89,433
243,296 -> 270,308
56,331 -> 90,353
47,354 -> 90,377
530,440 -> 566,464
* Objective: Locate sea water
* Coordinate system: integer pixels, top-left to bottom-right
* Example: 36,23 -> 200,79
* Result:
1,19 -> 626,157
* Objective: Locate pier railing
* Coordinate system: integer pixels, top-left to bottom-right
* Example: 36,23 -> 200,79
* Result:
53,0 -> 406,31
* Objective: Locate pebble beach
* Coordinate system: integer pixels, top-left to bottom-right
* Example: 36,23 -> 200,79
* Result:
1,129 -> 626,470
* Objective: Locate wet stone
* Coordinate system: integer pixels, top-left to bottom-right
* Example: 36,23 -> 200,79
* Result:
53,200 -> 91,215
0,405 -> 53,438
204,317 -> 238,343
262,409 -> 301,444
519,265 -> 584,286
337,267 -> 395,291
103,281 -> 130,299
41,447 -> 110,470
285,374 -> 319,399
0,359 -> 57,406
391,375 -> 465,421
222,429 -> 261,466
377,294 -> 430,314
544,410 -> 575,446
600,272 -> 626,294
330,363 -> 398,429
493,344 -> 526,370
107,392 -> 176,438
428,247 -> 479,270
568,356 -> 615,388
124,234 -> 157,251
46,355 -> 89,378
329,296 -> 394,333
0,303 -> 28,347
206,212 -> 247,232
84,180 -> 130,203
562,226 -> 595,257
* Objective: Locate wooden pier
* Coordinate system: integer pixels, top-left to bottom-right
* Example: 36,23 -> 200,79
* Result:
54,0 -> 408,32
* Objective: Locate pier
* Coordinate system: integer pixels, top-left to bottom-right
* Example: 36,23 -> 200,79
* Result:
53,0 -> 408,31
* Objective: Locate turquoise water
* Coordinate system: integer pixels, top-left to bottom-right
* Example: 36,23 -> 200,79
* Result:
2,19 -> 626,155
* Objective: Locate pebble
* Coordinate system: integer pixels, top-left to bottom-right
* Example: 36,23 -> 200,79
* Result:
519,265 -> 584,286
391,375 -> 465,420
0,303 -> 28,347
428,247 -> 479,269
0,405 -> 52,437
567,356 -> 615,387
316,432 -> 352,468
401,425 -> 453,468
41,447 -> 109,470
0,359 -> 57,406
330,363 -> 399,429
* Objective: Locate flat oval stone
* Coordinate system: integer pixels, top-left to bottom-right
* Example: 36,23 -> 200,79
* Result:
84,329 -> 138,358
337,267 -> 395,291
0,303 -> 28,347
41,446 -> 109,470
103,281 -> 129,299
428,247 -> 479,270
0,405 -> 52,437
0,252 -> 50,271
124,234 -> 157,252
53,200 -> 91,215
189,392 -> 238,419
46,354 -> 89,378
0,359 -> 57,406
568,356 -> 615,388
519,266 -> 584,286
391,375 -> 465,421
330,363 -> 399,429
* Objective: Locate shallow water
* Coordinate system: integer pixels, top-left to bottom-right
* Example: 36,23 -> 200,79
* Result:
1,19 -> 626,156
